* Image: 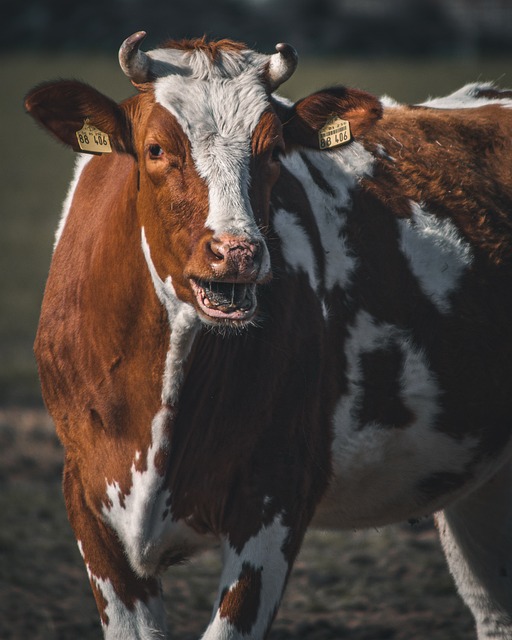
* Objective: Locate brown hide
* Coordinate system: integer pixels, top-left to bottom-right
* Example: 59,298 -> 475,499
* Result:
34,152 -> 168,501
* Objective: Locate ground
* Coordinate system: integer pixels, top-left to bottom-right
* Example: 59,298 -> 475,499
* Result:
0,408 -> 475,639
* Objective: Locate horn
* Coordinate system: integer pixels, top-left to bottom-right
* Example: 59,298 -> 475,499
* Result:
119,31 -> 151,83
267,43 -> 298,91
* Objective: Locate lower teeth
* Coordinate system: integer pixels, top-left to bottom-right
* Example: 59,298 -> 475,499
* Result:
201,285 -> 252,313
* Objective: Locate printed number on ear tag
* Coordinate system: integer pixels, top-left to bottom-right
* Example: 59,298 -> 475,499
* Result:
75,120 -> 112,154
318,116 -> 351,150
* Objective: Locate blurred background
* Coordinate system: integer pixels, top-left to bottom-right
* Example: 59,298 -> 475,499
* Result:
2,0 -> 512,404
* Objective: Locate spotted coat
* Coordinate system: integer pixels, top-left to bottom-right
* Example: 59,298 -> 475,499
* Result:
25,33 -> 512,640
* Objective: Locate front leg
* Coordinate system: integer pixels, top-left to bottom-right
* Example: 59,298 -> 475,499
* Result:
202,513 -> 294,640
64,458 -> 168,640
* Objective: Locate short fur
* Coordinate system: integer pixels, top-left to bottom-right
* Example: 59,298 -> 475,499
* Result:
25,36 -> 512,640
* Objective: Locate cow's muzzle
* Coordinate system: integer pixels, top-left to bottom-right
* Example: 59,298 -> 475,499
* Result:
189,234 -> 271,324
208,236 -> 268,282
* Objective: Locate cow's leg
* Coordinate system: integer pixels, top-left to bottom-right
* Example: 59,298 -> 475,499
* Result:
436,460 -> 512,639
201,513 -> 294,640
63,457 -> 168,640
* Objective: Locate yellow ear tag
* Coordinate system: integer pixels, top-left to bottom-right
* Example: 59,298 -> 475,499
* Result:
75,120 -> 112,154
318,116 -> 351,150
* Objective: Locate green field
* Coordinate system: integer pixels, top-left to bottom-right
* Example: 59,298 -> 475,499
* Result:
3,52 -> 512,404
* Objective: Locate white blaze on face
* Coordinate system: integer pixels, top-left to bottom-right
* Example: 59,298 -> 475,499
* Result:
152,46 -> 271,243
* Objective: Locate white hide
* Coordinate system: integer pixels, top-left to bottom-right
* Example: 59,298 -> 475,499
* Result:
152,46 -> 271,273
78,542 -> 167,640
274,143 -> 374,300
102,407 -> 173,577
398,202 -> 473,313
141,227 -> 200,405
202,514 -> 290,640
54,153 -> 92,249
419,82 -> 512,110
325,310 -> 478,526
272,208 -> 319,293
102,405 -> 209,578
437,461 -> 512,639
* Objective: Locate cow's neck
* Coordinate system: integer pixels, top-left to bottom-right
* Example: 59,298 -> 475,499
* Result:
140,227 -> 201,406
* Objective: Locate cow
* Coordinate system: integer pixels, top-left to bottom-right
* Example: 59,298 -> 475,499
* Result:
25,31 -> 512,640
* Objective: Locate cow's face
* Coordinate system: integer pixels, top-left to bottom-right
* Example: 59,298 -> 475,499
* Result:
25,33 -> 382,327
123,36 -> 291,325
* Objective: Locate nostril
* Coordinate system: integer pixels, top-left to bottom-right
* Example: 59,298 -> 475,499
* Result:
207,236 -> 263,273
207,240 -> 226,261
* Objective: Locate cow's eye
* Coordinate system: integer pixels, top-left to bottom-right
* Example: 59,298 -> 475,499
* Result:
148,144 -> 164,159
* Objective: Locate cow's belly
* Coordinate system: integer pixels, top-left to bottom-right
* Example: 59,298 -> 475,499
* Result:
313,422 -> 511,530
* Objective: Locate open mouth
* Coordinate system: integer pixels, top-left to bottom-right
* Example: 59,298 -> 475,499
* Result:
190,279 -> 257,322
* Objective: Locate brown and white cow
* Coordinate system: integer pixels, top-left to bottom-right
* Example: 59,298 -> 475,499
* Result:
26,31 -> 512,639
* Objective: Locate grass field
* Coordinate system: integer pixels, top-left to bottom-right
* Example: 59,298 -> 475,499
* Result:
3,51 -> 512,404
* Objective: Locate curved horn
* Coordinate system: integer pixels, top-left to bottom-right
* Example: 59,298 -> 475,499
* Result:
267,43 -> 298,91
119,31 -> 152,84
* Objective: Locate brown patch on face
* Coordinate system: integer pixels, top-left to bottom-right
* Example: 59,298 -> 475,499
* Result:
133,97 -> 211,306
357,345 -> 415,430
219,562 -> 263,634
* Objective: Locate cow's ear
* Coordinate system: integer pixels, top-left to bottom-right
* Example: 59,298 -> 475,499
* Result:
274,87 -> 382,149
24,80 -> 133,154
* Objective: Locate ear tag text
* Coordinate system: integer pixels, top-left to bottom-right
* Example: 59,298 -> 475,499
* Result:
318,116 -> 351,150
75,120 -> 112,154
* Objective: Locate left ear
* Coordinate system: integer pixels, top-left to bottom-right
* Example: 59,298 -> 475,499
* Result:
24,80 -> 133,154
273,87 -> 382,149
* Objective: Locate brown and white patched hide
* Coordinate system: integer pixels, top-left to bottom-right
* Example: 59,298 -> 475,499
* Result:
26,30 -> 512,640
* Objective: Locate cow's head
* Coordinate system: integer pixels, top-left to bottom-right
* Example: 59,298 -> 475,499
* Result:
25,32 -> 381,327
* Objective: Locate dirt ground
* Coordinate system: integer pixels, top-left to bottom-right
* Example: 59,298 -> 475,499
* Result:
0,407 -> 476,639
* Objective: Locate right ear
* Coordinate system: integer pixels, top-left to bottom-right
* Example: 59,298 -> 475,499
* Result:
272,86 -> 382,150
24,80 -> 133,154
